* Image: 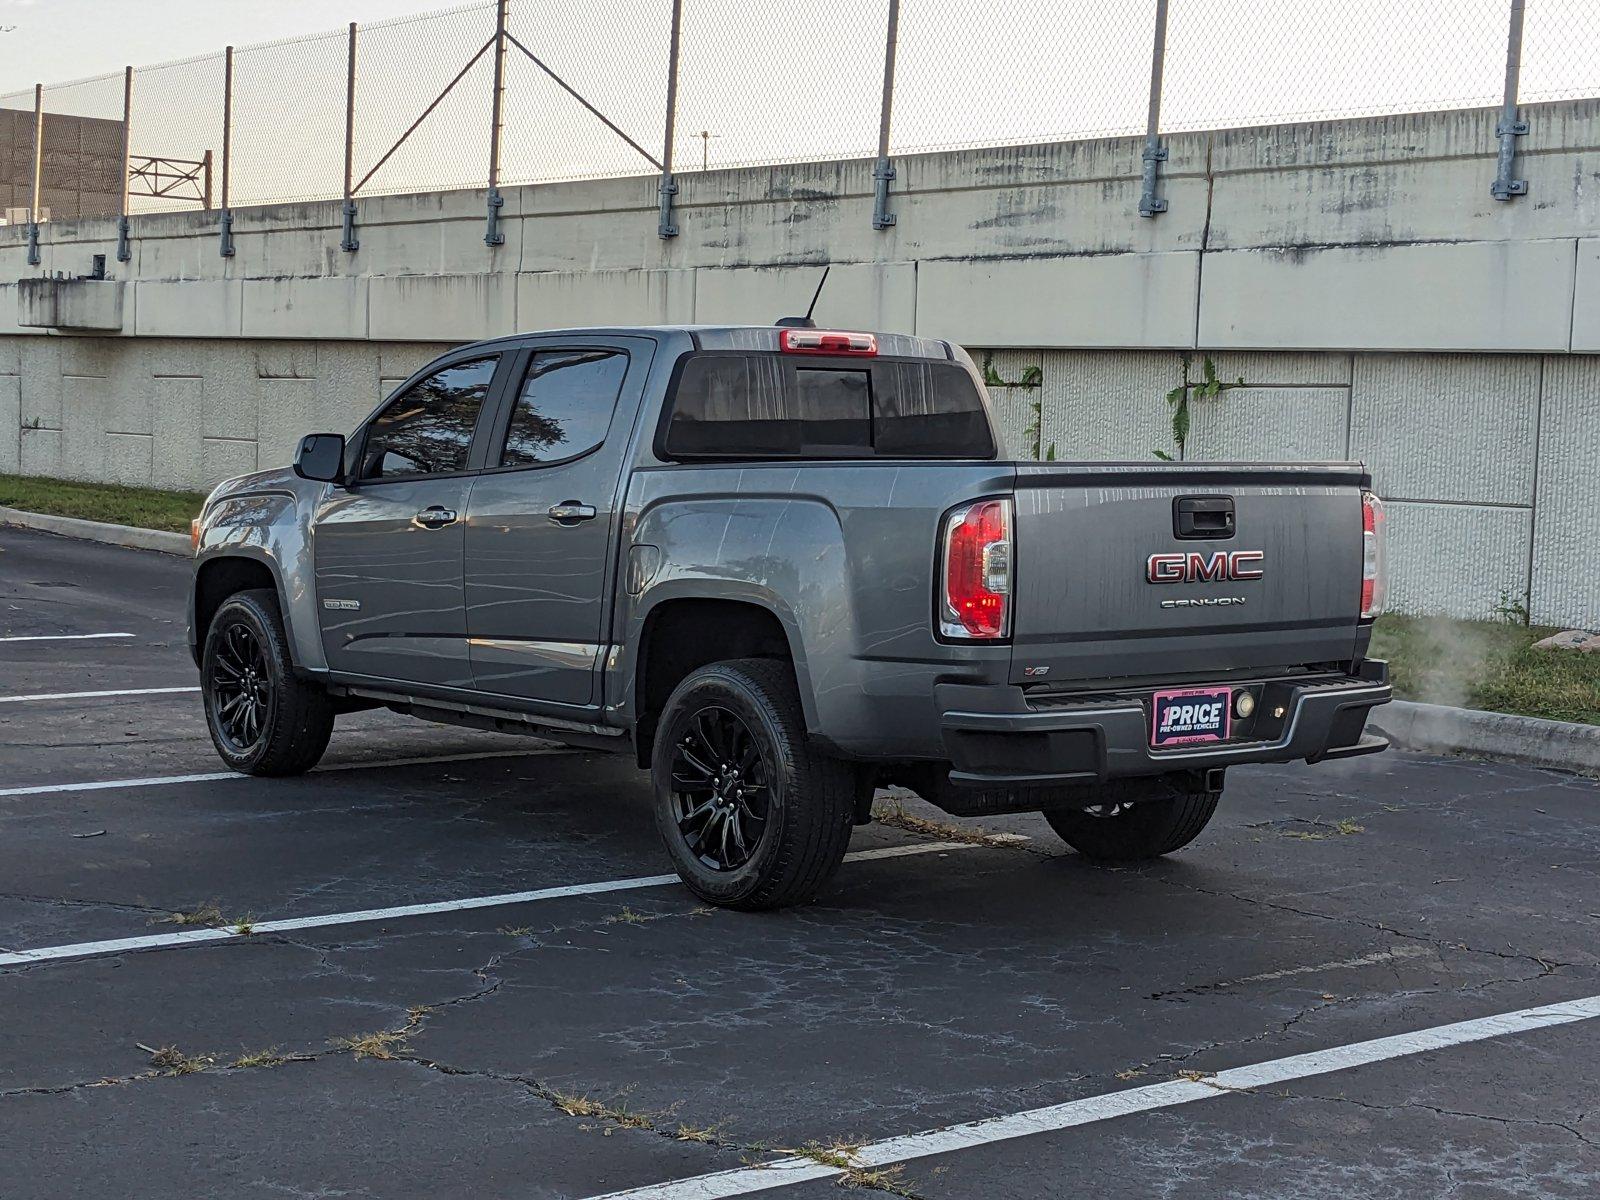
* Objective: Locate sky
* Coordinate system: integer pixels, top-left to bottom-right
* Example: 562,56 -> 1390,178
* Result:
0,0 -> 457,84
1,0 -> 1595,214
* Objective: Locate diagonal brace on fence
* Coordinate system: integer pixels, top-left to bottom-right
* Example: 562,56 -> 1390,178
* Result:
351,34 -> 496,197
504,30 -> 663,171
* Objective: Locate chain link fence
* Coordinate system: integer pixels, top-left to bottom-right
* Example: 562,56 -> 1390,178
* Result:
124,52 -> 225,214
3,0 -> 1598,245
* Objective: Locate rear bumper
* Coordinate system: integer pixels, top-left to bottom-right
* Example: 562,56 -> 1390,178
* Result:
939,662 -> 1391,787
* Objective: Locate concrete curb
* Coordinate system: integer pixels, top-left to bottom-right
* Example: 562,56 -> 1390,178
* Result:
1369,699 -> 1600,777
0,506 -> 191,557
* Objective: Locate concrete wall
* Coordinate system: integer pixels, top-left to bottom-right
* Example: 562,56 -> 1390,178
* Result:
3,333 -> 1588,628
984,348 -> 1587,626
2,98 -> 1598,626
0,337 -> 450,492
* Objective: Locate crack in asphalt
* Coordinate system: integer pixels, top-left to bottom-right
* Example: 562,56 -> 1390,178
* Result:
0,890 -> 172,918
1137,869 -> 1578,977
4,775 -> 1594,1196
1278,1088 -> 1599,1150
2,923 -> 928,1197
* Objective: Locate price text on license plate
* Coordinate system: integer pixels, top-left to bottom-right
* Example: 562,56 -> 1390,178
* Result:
1151,686 -> 1232,747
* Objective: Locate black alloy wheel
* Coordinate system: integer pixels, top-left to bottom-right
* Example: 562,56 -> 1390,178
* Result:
201,588 -> 335,776
669,705 -> 772,872
650,658 -> 856,910
209,619 -> 274,754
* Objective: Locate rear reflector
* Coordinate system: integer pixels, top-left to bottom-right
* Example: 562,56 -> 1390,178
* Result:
940,498 -> 1012,640
1361,490 -> 1387,619
779,329 -> 878,356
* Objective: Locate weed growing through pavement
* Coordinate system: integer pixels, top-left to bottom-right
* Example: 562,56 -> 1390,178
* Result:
838,1164 -> 915,1195
1278,817 -> 1366,841
549,1089 -> 654,1130
144,1045 -> 214,1076
871,798 -> 1019,848
231,1048 -> 288,1069
159,901 -> 222,926
334,1007 -> 430,1061
602,905 -> 714,927
333,1029 -> 409,1060
673,1122 -> 720,1144
801,1141 -> 863,1170
334,1036 -> 409,1062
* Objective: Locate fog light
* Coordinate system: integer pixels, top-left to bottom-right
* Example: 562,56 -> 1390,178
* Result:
1234,691 -> 1256,719
1273,705 -> 1286,719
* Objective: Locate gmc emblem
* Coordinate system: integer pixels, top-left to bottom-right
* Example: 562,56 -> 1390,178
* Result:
1147,550 -> 1265,584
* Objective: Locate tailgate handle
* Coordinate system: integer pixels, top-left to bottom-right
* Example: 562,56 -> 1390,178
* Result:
1174,495 -> 1234,539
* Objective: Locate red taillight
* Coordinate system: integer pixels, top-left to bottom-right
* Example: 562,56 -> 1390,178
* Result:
779,328 -> 878,356
940,499 -> 1012,639
1361,490 -> 1386,619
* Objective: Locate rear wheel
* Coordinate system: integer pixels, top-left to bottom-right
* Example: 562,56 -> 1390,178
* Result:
651,658 -> 856,910
202,588 -> 334,776
1043,783 -> 1219,862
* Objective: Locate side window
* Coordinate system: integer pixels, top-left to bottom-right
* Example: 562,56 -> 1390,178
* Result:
500,349 -> 628,468
361,356 -> 497,480
663,354 -> 792,458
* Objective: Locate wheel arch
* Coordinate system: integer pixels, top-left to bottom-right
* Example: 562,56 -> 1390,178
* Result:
630,595 -> 805,768
191,552 -> 293,669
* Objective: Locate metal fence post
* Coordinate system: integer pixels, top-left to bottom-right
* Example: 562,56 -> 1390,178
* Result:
1491,0 -> 1529,200
341,22 -> 360,252
219,44 -> 235,256
872,0 -> 900,230
657,0 -> 683,239
117,67 -> 133,262
484,0 -> 508,247
27,83 -> 42,266
1138,0 -> 1170,217
202,149 -> 214,210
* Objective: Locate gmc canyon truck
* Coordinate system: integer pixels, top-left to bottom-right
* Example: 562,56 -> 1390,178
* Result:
189,325 -> 1391,909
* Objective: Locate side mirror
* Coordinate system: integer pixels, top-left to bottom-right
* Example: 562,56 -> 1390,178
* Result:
293,433 -> 346,484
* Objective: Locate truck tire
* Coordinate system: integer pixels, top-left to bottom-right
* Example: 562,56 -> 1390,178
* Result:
1043,785 -> 1219,862
651,658 -> 856,910
201,588 -> 334,777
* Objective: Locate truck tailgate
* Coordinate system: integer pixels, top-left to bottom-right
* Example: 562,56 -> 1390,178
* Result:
1009,462 -> 1368,685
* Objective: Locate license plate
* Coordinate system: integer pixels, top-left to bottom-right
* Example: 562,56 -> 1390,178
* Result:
1151,686 -> 1232,748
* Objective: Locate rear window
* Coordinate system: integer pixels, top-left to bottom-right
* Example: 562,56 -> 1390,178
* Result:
661,353 -> 995,460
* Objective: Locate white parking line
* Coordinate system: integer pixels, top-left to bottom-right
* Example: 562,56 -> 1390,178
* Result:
0,841 -> 986,968
0,685 -> 200,705
583,993 -> 1600,1200
0,747 -> 565,799
0,632 -> 135,643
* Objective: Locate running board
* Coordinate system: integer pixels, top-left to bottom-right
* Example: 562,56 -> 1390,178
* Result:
332,683 -> 627,750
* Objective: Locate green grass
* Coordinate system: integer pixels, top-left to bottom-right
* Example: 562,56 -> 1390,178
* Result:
1371,614 -> 1600,727
0,473 -> 207,534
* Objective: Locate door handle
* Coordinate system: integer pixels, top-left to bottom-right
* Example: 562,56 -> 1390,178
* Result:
414,506 -> 459,529
548,502 -> 597,525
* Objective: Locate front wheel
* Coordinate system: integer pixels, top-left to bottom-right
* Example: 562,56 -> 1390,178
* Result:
651,658 -> 856,910
1043,783 -> 1219,862
201,588 -> 334,776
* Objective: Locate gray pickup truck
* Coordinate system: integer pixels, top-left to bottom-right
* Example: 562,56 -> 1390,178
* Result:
189,324 -> 1391,909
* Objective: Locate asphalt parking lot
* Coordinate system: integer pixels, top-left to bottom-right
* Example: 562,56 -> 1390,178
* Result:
3,524 -> 1598,1199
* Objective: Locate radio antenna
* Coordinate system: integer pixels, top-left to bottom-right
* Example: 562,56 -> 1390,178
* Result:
775,265 -> 830,328
804,266 -> 830,322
